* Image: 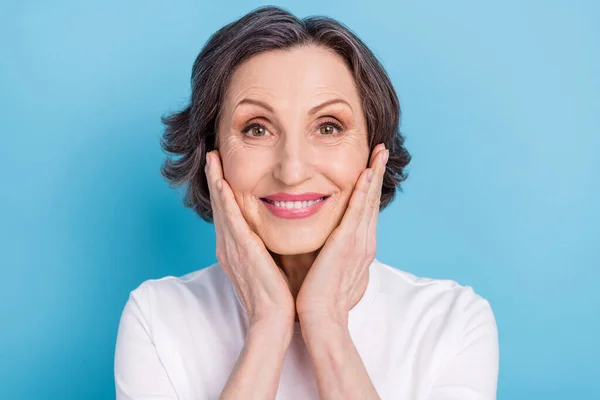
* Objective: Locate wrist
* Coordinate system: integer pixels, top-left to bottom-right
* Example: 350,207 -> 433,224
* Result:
298,309 -> 348,328
248,316 -> 295,347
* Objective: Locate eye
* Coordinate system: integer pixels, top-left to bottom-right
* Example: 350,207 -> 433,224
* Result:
241,119 -> 344,138
318,119 -> 344,136
242,122 -> 270,137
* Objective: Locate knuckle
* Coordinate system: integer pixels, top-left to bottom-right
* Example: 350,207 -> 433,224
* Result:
367,196 -> 379,210
237,235 -> 252,250
359,181 -> 370,194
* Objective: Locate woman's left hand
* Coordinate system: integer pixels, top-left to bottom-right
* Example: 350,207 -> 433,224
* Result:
296,143 -> 389,323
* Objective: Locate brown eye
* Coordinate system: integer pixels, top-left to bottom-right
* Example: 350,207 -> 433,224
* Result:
318,121 -> 344,136
319,125 -> 335,135
242,123 -> 268,137
250,126 -> 265,137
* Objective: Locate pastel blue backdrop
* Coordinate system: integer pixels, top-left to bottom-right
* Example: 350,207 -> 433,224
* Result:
1,1 -> 598,399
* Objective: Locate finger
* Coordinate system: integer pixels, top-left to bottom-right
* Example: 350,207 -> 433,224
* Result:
336,143 -> 386,235
205,150 -> 224,214
205,150 -> 253,242
205,151 -> 227,245
366,145 -> 388,214
360,144 -> 388,241
366,142 -> 387,212
337,165 -> 372,234
369,143 -> 387,169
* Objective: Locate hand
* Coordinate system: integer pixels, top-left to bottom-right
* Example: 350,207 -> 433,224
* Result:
295,143 -> 389,322
205,150 -> 296,329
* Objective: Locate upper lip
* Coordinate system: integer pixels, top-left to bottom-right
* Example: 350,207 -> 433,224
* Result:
261,192 -> 329,202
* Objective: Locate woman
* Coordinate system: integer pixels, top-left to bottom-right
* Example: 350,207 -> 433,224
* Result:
114,6 -> 498,400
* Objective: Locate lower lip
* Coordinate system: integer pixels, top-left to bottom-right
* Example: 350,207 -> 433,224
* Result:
261,197 -> 329,219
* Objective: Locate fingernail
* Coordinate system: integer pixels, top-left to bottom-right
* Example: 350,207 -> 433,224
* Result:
206,153 -> 211,169
367,168 -> 374,182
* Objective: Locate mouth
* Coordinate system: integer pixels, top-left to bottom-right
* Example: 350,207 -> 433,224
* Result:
259,195 -> 331,219
260,196 -> 330,209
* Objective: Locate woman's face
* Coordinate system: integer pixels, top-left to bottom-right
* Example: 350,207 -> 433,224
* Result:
217,44 -> 369,255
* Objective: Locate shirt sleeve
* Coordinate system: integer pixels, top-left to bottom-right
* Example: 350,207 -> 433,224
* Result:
114,283 -> 179,400
425,288 -> 499,400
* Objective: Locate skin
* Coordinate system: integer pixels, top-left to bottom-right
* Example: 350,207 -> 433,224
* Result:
216,44 -> 371,302
210,44 -> 389,399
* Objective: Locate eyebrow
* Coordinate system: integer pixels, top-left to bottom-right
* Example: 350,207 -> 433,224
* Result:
235,98 -> 353,115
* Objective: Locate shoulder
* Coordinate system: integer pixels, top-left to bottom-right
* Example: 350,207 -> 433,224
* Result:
373,259 -> 498,386
373,259 -> 497,337
124,262 -> 234,323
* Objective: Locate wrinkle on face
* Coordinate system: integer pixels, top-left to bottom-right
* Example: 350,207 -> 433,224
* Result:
215,44 -> 369,271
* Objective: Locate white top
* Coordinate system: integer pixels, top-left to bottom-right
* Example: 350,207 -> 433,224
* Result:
114,258 -> 499,399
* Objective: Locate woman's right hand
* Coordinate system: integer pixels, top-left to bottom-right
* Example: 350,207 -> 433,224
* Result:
204,149 -> 296,329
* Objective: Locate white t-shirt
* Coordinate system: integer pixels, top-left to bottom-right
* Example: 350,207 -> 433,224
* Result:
114,258 -> 499,399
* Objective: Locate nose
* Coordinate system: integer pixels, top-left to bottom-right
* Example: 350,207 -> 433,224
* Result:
272,132 -> 312,187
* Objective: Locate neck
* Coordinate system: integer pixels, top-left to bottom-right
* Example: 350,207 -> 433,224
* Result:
267,248 -> 371,323
268,248 -> 321,301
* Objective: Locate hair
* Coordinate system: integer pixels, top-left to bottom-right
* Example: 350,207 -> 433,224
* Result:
160,5 -> 412,223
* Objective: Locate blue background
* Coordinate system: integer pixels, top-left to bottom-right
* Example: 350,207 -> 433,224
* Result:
1,1 -> 598,398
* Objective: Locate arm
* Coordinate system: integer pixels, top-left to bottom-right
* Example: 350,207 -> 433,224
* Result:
115,286 -> 293,400
219,318 -> 293,400
299,315 -> 380,400
291,143 -> 390,400
114,288 -> 178,400
426,294 -> 499,400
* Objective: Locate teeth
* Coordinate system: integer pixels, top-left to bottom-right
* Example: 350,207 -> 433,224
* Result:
272,197 -> 325,209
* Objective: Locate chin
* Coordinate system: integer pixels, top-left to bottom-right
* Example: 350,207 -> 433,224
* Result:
261,227 -> 328,255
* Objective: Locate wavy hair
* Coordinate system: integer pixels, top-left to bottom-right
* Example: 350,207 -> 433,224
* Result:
160,5 -> 412,223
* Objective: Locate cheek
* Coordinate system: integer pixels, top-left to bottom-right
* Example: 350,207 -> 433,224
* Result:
318,148 -> 367,193
221,148 -> 265,195
222,141 -> 368,195
220,148 -> 273,235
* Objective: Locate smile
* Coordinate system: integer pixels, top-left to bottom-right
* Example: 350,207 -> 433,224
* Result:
259,196 -> 330,219
262,197 -> 327,209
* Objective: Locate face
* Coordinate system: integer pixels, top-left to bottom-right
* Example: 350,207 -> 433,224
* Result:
216,44 -> 369,255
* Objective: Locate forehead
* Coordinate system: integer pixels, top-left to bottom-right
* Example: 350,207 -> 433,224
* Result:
225,45 -> 360,110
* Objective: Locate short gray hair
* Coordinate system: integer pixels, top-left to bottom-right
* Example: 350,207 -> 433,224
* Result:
160,5 -> 412,223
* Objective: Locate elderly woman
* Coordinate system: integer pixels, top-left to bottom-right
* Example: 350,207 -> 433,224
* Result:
114,6 -> 498,400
